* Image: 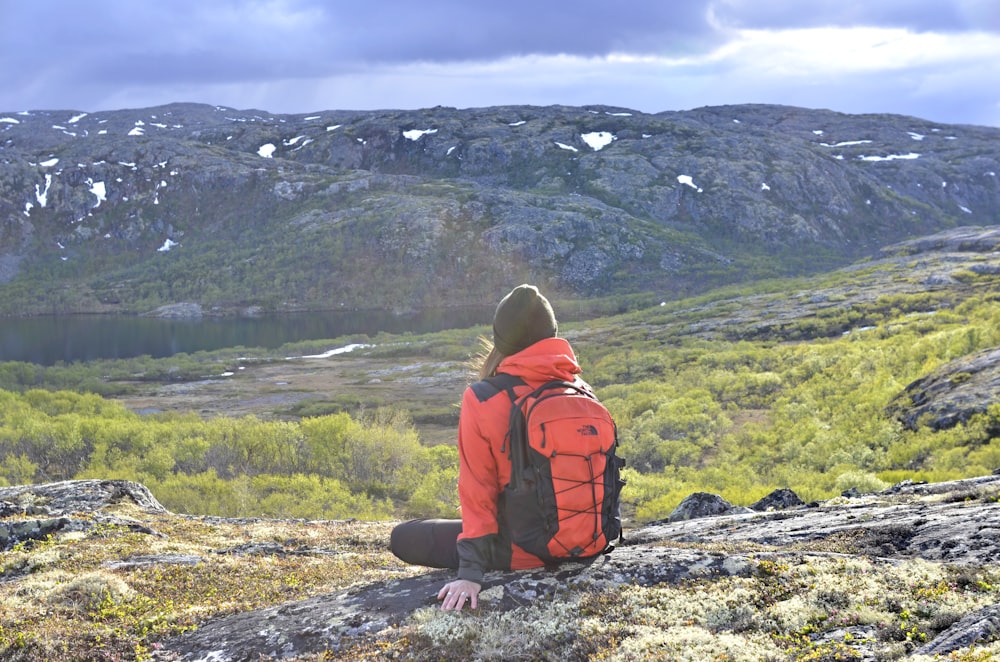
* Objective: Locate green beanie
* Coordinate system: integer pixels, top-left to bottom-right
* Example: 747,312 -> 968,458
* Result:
492,284 -> 558,356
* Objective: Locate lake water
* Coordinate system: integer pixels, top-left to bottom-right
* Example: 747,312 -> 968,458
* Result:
0,308 -> 495,365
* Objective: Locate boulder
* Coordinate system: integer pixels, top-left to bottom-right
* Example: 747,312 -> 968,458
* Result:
887,346 -> 1000,432
666,491 -> 754,522
0,480 -> 167,552
750,487 -> 806,511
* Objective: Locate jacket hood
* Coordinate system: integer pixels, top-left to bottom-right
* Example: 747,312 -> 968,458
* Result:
497,337 -> 580,384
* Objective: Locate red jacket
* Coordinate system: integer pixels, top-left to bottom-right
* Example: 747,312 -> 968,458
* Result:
455,336 -> 583,583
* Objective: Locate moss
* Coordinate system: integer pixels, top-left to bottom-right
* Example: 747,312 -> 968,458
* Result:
2,502 -> 999,660
0,516 -> 404,660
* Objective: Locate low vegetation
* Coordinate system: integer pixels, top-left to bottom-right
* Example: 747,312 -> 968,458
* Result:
387,556 -> 999,661
0,392 -> 460,521
588,293 -> 1000,518
0,256 -> 1000,522
2,247 -> 1000,658
0,509 -> 407,660
3,254 -> 1000,521
2,493 -> 997,660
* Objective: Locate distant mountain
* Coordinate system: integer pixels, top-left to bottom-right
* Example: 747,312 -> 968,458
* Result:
1,102 -> 997,315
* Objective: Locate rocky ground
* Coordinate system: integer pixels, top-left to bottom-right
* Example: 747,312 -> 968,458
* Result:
1,476 -> 998,660
3,103 -> 999,315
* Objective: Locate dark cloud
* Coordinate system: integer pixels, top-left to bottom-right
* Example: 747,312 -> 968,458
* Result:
324,1 -> 722,60
0,0 -> 997,125
3,1 -> 722,68
1,1 -> 725,98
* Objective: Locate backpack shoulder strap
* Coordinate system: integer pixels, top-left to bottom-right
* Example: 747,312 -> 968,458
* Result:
470,372 -> 524,403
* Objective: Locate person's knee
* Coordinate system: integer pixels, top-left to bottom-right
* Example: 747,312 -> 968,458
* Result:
390,519 -> 426,562
389,518 -> 461,568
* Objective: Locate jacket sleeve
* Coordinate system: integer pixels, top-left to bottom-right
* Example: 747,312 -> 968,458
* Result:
455,385 -> 504,583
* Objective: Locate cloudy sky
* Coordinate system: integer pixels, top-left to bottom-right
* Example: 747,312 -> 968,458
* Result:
2,0 -> 999,127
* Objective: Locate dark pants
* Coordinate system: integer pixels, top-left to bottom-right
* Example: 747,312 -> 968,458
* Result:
390,518 -> 462,569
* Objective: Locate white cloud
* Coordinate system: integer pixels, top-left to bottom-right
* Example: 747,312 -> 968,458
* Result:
712,27 -> 1000,75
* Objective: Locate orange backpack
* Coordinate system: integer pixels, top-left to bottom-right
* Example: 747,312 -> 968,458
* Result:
487,375 -> 625,562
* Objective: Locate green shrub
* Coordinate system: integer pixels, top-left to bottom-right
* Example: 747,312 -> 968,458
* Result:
834,471 -> 890,494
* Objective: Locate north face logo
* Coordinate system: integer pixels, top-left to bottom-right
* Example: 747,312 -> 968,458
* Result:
578,424 -> 599,436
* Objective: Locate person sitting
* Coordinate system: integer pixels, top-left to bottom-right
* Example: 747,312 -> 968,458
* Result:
390,284 -> 597,611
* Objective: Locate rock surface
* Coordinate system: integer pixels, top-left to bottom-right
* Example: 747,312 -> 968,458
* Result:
0,479 -> 167,551
0,479 -> 167,515
3,477 -> 998,659
632,475 -> 1000,565
888,346 -> 1000,431
881,226 -> 1000,257
665,490 -> 753,521
750,486 -> 806,511
914,604 -> 1000,657
55,475 -> 993,660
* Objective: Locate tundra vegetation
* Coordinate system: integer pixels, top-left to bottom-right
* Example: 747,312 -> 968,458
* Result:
2,247 -> 1000,659
3,257 -> 1000,520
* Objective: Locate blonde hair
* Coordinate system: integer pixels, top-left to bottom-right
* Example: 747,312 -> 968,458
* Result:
472,336 -> 506,381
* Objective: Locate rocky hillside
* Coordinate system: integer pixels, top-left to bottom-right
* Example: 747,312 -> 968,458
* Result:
1,477 -> 998,660
1,103 -> 998,314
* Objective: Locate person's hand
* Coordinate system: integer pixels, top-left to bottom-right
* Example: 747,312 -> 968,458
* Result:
437,579 -> 481,611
